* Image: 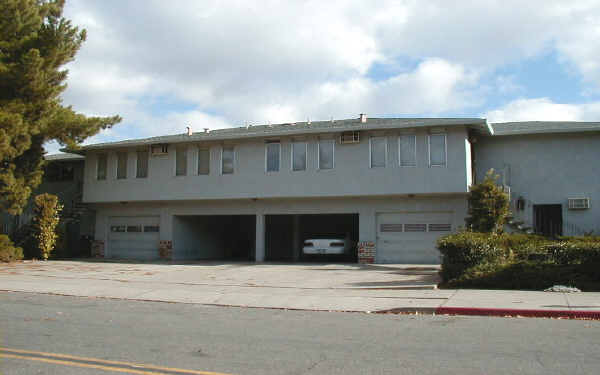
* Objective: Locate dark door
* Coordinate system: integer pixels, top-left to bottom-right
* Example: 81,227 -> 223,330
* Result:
534,204 -> 562,237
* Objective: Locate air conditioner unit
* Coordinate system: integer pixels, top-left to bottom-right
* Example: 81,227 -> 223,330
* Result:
150,144 -> 168,156
568,198 -> 590,210
340,131 -> 360,144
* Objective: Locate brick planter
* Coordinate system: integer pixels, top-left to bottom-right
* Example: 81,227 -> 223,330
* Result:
358,241 -> 376,264
159,240 -> 172,260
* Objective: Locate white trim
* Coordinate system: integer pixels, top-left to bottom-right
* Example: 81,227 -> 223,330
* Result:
317,139 -> 335,170
428,134 -> 447,167
398,134 -> 417,167
291,141 -> 307,172
264,141 -> 281,173
369,136 -> 387,168
221,145 -> 235,175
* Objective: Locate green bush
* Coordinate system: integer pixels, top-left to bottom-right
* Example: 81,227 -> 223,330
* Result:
33,193 -> 63,260
437,231 -> 505,282
497,233 -> 551,261
0,234 -> 24,262
465,169 -> 510,233
546,241 -> 600,265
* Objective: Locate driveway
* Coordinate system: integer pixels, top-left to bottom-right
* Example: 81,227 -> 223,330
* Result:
0,260 -> 445,312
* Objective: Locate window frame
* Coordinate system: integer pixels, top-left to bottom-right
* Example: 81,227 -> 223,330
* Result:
428,133 -> 447,167
291,141 -> 307,172
369,136 -> 387,168
398,134 -> 417,167
221,145 -> 235,175
175,145 -> 188,176
317,139 -> 335,170
116,151 -> 128,179
197,147 -> 211,176
264,141 -> 281,173
96,153 -> 107,181
136,150 -> 149,178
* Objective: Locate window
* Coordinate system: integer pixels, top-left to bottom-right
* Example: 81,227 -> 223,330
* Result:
318,139 -> 334,170
110,225 -> 126,232
399,135 -> 417,167
429,134 -> 447,167
126,225 -> 142,232
136,150 -> 148,178
197,148 -> 210,175
117,152 -> 127,179
221,146 -> 234,174
265,141 -> 280,172
176,146 -> 187,176
370,137 -> 387,168
292,141 -> 307,171
45,163 -> 74,182
97,153 -> 107,180
143,225 -> 160,233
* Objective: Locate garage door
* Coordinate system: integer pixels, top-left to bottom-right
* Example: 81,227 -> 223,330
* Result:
376,212 -> 452,264
108,216 -> 160,260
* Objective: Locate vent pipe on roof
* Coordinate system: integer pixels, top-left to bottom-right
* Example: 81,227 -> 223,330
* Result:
203,128 -> 209,133
186,126 -> 192,136
359,113 -> 367,123
307,117 -> 311,125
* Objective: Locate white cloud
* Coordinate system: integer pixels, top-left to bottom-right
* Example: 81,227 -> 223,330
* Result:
484,98 -> 600,123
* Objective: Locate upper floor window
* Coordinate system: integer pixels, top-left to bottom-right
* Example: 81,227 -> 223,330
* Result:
221,146 -> 234,174
370,137 -> 387,168
292,141 -> 307,171
45,163 -> 74,182
175,146 -> 187,176
318,139 -> 334,170
429,134 -> 447,167
117,152 -> 128,179
97,153 -> 107,180
265,141 -> 280,172
197,148 -> 210,175
136,150 -> 148,178
399,135 -> 416,167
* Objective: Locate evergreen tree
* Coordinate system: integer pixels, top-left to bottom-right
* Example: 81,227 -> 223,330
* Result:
465,169 -> 510,233
0,0 -> 121,214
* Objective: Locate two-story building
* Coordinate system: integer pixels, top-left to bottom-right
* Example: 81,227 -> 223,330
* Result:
80,116 -> 490,263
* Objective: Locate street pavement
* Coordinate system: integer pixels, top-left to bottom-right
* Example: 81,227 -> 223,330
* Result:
1,260 -> 599,316
1,292 -> 599,375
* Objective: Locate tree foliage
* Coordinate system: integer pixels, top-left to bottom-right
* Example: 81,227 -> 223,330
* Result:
465,169 -> 510,233
32,193 -> 62,259
0,234 -> 24,262
0,0 -> 121,214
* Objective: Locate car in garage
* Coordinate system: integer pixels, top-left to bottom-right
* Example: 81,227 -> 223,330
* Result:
302,237 -> 353,255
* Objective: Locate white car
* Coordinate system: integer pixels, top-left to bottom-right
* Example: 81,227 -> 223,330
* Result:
302,238 -> 352,255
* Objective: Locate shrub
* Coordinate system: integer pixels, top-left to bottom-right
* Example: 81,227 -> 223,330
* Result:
546,241 -> 600,265
0,234 -> 24,262
437,231 -> 505,282
465,169 -> 510,233
32,193 -> 63,260
497,233 -> 551,261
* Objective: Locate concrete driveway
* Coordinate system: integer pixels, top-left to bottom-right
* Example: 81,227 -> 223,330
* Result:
0,260 -> 445,312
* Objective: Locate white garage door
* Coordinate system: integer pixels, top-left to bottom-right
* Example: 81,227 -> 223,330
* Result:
108,216 -> 160,260
376,212 -> 452,264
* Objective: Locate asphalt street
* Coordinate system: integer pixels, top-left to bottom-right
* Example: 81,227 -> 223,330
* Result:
1,291 -> 599,375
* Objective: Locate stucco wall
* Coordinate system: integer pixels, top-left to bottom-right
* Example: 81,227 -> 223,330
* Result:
83,127 -> 471,203
475,132 -> 600,235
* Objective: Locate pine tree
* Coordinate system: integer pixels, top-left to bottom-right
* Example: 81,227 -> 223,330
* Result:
0,0 -> 121,214
465,169 -> 510,233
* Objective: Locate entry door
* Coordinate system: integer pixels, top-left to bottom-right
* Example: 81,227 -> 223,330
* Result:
534,205 -> 562,237
376,212 -> 452,264
108,216 -> 160,260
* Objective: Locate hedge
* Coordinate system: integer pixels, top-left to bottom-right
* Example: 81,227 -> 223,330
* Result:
0,234 -> 24,262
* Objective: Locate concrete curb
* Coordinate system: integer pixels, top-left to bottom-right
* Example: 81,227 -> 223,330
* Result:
435,307 -> 600,320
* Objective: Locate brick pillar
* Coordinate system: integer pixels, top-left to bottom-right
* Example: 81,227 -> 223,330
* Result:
357,241 -> 375,264
91,240 -> 105,258
159,240 -> 172,260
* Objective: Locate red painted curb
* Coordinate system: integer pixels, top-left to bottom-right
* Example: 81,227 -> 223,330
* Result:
436,307 -> 600,319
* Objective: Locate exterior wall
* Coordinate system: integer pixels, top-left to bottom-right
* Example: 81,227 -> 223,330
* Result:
475,132 -> 600,235
83,127 -> 471,203
91,195 -> 468,263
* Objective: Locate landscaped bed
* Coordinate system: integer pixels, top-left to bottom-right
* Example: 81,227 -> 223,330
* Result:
437,232 -> 600,291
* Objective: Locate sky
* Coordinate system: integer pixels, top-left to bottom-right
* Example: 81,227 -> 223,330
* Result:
47,0 -> 600,153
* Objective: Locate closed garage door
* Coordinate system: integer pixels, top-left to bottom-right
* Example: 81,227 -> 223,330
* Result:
108,216 -> 160,260
376,212 -> 452,264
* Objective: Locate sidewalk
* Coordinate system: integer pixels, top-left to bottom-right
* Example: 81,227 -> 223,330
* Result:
1,260 -> 599,319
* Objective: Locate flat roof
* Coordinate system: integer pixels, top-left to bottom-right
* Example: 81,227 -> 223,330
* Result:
45,153 -> 85,161
491,121 -> 600,135
75,117 -> 489,151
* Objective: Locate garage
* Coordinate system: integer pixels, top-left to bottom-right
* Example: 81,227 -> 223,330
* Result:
265,214 -> 358,262
376,212 -> 452,264
172,215 -> 255,260
108,216 -> 160,260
